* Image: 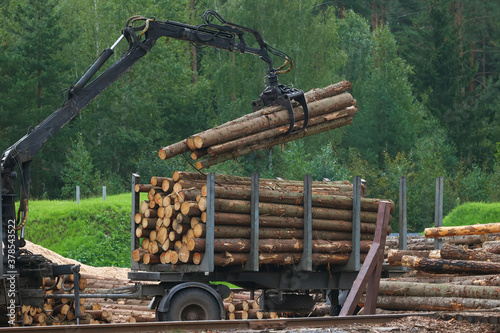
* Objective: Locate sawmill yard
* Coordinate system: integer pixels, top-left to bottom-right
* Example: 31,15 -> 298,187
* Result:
15,194 -> 500,330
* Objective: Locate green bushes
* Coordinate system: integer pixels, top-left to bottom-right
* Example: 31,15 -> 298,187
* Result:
443,202 -> 500,227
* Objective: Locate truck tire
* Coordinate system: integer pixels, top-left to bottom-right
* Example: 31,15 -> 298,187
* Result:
157,288 -> 221,321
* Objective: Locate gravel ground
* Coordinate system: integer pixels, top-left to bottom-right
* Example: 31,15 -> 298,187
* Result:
211,316 -> 500,333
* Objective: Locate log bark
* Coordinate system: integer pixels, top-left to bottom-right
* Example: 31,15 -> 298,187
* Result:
425,223 -> 500,238
482,241 -> 500,254
378,280 -> 500,299
387,249 -> 441,266
135,227 -> 151,238
150,176 -> 171,187
440,243 -> 500,262
212,198 -> 380,223
135,184 -> 155,193
385,274 -> 500,286
247,309 -> 264,319
212,252 -> 365,266
402,255 -> 500,274
143,253 -> 161,265
188,237 -> 372,253
366,295 -> 500,311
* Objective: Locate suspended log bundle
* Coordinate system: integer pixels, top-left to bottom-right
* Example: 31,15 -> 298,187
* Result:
158,81 -> 358,169
132,172 -> 394,270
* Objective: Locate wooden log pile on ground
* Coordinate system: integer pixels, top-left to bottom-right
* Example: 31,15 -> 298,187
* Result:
373,222 -> 500,312
223,291 -> 279,320
158,81 -> 357,169
2,275 -> 100,326
82,274 -> 155,324
132,171 -> 393,269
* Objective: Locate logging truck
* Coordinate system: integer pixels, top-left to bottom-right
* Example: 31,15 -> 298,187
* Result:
0,10 -> 393,325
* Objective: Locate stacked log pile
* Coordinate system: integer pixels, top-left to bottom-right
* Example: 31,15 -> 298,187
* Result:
372,222 -> 500,312
158,81 -> 358,169
83,274 -> 155,324
3,275 -> 95,326
223,291 -> 279,320
132,171 -> 393,269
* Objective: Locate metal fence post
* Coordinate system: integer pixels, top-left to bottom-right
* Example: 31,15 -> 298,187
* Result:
103,186 -> 106,201
434,176 -> 444,250
399,176 -> 407,251
76,186 -> 80,204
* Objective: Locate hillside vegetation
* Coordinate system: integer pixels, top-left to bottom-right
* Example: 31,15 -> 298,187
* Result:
443,202 -> 500,227
26,194 -> 133,267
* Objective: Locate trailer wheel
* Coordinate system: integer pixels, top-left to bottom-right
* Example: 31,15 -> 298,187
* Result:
157,288 -> 221,321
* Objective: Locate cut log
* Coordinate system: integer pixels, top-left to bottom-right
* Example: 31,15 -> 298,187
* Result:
213,212 -> 385,233
387,249 -> 441,266
378,280 -> 500,299
135,184 -> 155,193
192,224 -> 374,241
203,185 -> 388,212
213,252 -> 365,266
224,303 -> 235,313
158,140 -> 190,160
196,116 -> 355,169
188,238 -> 372,253
136,227 -> 151,238
425,223 -> 500,238
191,93 -> 355,150
180,201 -> 201,216
482,241 -> 500,254
142,218 -> 157,229
173,171 -> 206,182
366,295 -> 500,311
440,243 -> 500,262
151,176 -> 171,187
207,106 -> 357,156
402,255 -> 500,274
212,198 -> 380,223
247,309 -> 264,319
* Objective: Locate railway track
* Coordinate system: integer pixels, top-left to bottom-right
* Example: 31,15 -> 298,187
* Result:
2,313 -> 432,332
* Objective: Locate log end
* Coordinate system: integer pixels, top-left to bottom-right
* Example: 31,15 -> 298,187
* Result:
158,149 -> 167,160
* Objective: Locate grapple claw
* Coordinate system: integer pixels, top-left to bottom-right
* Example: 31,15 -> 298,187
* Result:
252,76 -> 309,135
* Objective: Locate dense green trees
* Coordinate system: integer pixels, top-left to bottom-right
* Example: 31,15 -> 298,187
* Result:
1,0 -> 499,233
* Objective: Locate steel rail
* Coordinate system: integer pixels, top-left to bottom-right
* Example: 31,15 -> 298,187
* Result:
1,313 -> 432,332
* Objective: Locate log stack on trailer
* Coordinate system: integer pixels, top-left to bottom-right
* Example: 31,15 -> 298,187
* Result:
132,171 -> 393,270
375,222 -> 500,315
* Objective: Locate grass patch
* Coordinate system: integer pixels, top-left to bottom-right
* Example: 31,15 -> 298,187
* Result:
443,202 -> 500,227
26,193 -> 133,267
